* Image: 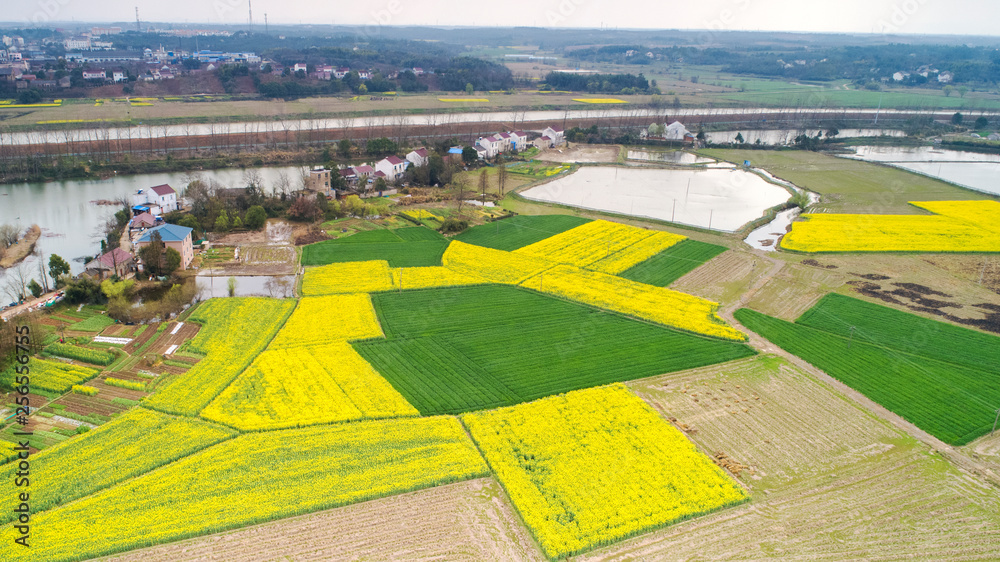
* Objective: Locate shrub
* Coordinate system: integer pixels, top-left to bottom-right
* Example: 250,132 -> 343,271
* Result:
440,218 -> 469,233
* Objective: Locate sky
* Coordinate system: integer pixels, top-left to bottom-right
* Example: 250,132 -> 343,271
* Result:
11,0 -> 1000,37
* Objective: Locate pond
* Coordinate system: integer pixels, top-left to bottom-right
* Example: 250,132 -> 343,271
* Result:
626,150 -> 716,164
843,146 -> 1000,196
194,274 -> 297,299
705,129 -> 905,146
519,166 -> 791,232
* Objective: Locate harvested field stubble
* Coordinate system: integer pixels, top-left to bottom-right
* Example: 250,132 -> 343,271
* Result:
594,355 -> 1000,560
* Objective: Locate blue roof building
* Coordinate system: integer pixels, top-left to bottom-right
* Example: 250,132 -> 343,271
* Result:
135,223 -> 195,270
136,223 -> 193,243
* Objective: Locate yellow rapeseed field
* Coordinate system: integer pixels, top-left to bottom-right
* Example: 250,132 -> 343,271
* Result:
781,200 -> 1000,253
401,209 -> 443,221
463,384 -> 749,559
521,265 -> 745,341
201,343 -> 417,430
573,98 -> 628,103
1,418 -> 488,561
442,240 -> 555,284
270,295 -> 383,349
301,260 -> 395,295
8,358 -> 100,393
391,266 -> 487,290
517,220 -> 686,274
0,408 -> 235,525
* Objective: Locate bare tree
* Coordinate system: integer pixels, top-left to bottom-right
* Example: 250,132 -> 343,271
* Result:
4,262 -> 31,303
274,170 -> 291,198
34,249 -> 50,293
0,224 -> 20,248
497,160 -> 509,197
453,177 -> 472,215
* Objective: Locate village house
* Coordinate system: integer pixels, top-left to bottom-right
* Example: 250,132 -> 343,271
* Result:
82,69 -> 106,81
354,164 -> 375,182
510,131 -> 528,151
84,248 -> 135,280
135,223 -> 195,271
132,184 -> 179,216
128,212 -> 161,235
533,135 -> 554,149
542,126 -> 565,145
375,155 -> 407,182
338,167 -> 358,187
664,121 -> 691,141
406,147 -> 430,167
307,167 -> 333,193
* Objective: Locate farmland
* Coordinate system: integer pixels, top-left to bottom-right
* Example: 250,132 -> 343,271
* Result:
201,343 -> 418,430
514,219 -> 688,275
356,285 -> 754,415
102,478 -> 544,562
301,260 -> 396,295
796,293 -> 1000,372
619,239 -> 729,286
1,418 -> 488,562
781,200 -> 1000,253
4,187 -> 1000,561
142,297 -> 295,416
301,238 -> 449,267
0,358 -> 99,393
735,306 -> 1000,445
584,355 -> 1000,560
0,408 -> 235,524
455,215 -> 591,251
463,384 -> 748,559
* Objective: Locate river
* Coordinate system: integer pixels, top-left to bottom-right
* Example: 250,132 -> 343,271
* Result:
0,107 -> 970,147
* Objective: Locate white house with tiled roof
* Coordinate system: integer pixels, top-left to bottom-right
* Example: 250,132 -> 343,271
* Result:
542,126 -> 565,145
406,147 -> 430,167
375,155 -> 407,181
132,184 -> 179,216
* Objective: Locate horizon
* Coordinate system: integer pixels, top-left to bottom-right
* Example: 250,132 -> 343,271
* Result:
5,1 -> 1000,38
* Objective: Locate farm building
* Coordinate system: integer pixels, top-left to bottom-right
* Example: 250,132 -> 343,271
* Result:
84,248 -> 135,279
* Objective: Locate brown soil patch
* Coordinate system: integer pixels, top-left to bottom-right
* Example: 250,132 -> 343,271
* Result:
101,478 -> 544,562
536,144 -> 620,163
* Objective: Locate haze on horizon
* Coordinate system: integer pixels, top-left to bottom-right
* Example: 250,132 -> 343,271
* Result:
7,0 -> 1000,38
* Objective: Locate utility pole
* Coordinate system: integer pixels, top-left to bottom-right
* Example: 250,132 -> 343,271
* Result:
992,408 -> 1000,435
848,326 -> 857,349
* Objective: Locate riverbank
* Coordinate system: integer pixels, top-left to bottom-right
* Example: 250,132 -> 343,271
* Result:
0,224 -> 41,268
